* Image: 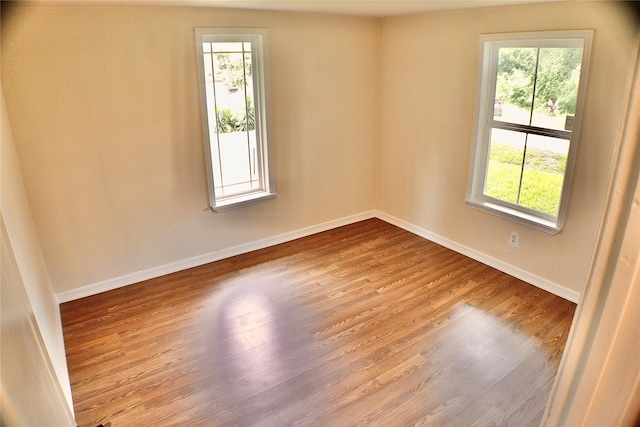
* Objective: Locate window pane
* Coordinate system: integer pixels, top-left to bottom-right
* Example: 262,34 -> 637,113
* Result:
531,47 -> 583,130
215,131 -> 258,196
519,135 -> 569,215
202,53 -> 223,187
468,31 -> 591,231
197,29 -> 274,211
208,43 -> 258,198
494,47 -> 537,125
211,42 -> 244,53
484,129 -> 526,204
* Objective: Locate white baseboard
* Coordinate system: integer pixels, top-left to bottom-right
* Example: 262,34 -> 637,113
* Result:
56,209 -> 579,304
375,210 -> 580,303
55,211 -> 376,303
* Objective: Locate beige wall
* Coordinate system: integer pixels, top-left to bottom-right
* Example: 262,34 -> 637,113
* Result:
1,6 -> 379,294
1,83 -> 74,415
1,3 -> 637,298
378,2 -> 639,294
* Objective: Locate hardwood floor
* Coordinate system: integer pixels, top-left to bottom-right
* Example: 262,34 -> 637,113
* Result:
61,219 -> 576,426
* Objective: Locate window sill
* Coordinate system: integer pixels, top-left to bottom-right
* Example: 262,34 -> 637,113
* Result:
211,191 -> 276,213
465,198 -> 561,234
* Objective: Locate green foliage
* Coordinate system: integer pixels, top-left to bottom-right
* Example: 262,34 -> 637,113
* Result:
489,143 -> 567,174
245,95 -> 255,130
488,142 -> 523,165
484,143 -> 567,216
215,52 -> 252,89
497,47 -> 538,76
496,47 -> 582,116
215,97 -> 255,134
534,48 -> 582,115
524,147 -> 568,175
496,48 -> 536,110
215,108 -> 255,134
519,168 -> 564,215
216,109 -> 242,133
213,50 -> 255,134
485,160 -> 520,204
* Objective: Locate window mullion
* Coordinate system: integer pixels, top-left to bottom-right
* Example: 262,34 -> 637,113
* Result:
528,47 -> 541,126
252,48 -> 265,192
489,121 -> 571,140
516,133 -> 529,206
209,48 -> 225,196
241,43 -> 253,188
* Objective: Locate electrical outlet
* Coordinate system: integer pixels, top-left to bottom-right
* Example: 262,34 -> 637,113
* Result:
509,231 -> 519,247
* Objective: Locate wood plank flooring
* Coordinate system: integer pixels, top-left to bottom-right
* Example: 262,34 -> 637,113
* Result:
61,219 -> 576,426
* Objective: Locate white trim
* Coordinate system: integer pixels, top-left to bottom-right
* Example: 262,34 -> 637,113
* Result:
55,211 -> 376,303
195,28 -> 276,212
467,30 -> 593,233
56,209 -> 579,304
375,210 -> 580,303
466,198 -> 561,234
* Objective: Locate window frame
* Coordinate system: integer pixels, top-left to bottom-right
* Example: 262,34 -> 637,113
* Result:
195,28 -> 276,213
466,30 -> 593,234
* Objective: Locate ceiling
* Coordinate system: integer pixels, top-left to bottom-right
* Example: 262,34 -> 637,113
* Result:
167,0 -> 558,17
26,0 -> 560,17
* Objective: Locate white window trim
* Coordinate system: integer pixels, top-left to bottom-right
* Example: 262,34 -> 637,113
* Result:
466,30 -> 593,234
195,28 -> 276,213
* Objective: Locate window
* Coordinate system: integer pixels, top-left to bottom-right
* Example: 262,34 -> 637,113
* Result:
196,28 -> 275,212
466,31 -> 592,233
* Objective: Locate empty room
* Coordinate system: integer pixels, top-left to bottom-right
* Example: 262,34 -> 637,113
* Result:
1,1 -> 639,426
